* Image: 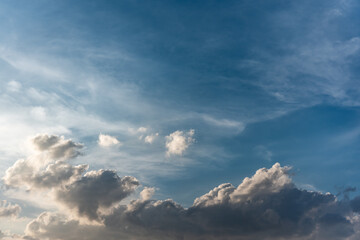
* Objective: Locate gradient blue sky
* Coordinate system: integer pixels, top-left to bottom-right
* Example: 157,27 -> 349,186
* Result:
1,0 -> 360,238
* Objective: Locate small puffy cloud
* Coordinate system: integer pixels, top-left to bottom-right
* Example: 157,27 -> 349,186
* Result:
0,201 -> 21,218
165,129 -> 195,156
140,187 -> 155,201
98,134 -> 121,147
144,133 -> 159,144
32,134 -> 83,160
56,170 -> 139,220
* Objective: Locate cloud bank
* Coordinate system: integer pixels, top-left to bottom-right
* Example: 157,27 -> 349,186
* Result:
2,134 -> 360,240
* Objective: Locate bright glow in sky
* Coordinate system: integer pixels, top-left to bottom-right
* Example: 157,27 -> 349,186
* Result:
1,1 -> 360,239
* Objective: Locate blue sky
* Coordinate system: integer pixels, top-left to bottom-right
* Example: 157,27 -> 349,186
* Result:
1,0 -> 360,239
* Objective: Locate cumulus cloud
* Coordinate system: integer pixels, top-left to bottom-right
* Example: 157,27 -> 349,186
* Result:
0,200 -> 21,218
56,170 -> 139,220
4,134 -> 87,190
3,135 -> 360,239
15,162 -> 360,240
32,134 -> 83,160
165,129 -> 195,156
98,134 -> 121,147
4,160 -> 88,190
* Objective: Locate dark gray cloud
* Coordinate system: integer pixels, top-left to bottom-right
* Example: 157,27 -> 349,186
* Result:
22,163 -> 360,240
56,170 -> 139,220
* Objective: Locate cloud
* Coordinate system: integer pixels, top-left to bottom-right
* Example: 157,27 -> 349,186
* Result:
0,201 -> 21,218
2,135 -> 360,239
140,187 -> 155,201
17,162 -> 360,240
56,170 -> 139,220
202,115 -> 245,132
98,134 -> 121,147
4,160 -> 88,190
32,134 -> 83,160
4,134 -> 87,190
165,129 -> 195,156
129,127 -> 148,135
144,133 -> 159,144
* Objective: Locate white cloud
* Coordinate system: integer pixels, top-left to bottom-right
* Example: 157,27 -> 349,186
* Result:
140,187 -> 155,201
3,134 -> 87,190
144,133 -> 159,144
98,134 -> 121,147
165,129 -> 195,156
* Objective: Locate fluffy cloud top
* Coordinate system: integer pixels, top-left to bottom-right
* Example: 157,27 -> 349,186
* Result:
140,187 -> 155,201
98,134 -> 121,147
165,129 -> 195,156
3,134 -> 88,190
3,160 -> 88,190
193,163 -> 293,207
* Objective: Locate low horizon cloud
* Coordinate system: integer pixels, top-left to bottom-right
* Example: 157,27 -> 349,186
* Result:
1,134 -> 360,239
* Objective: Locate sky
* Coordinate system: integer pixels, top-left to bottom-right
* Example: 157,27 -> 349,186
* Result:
1,0 -> 360,239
